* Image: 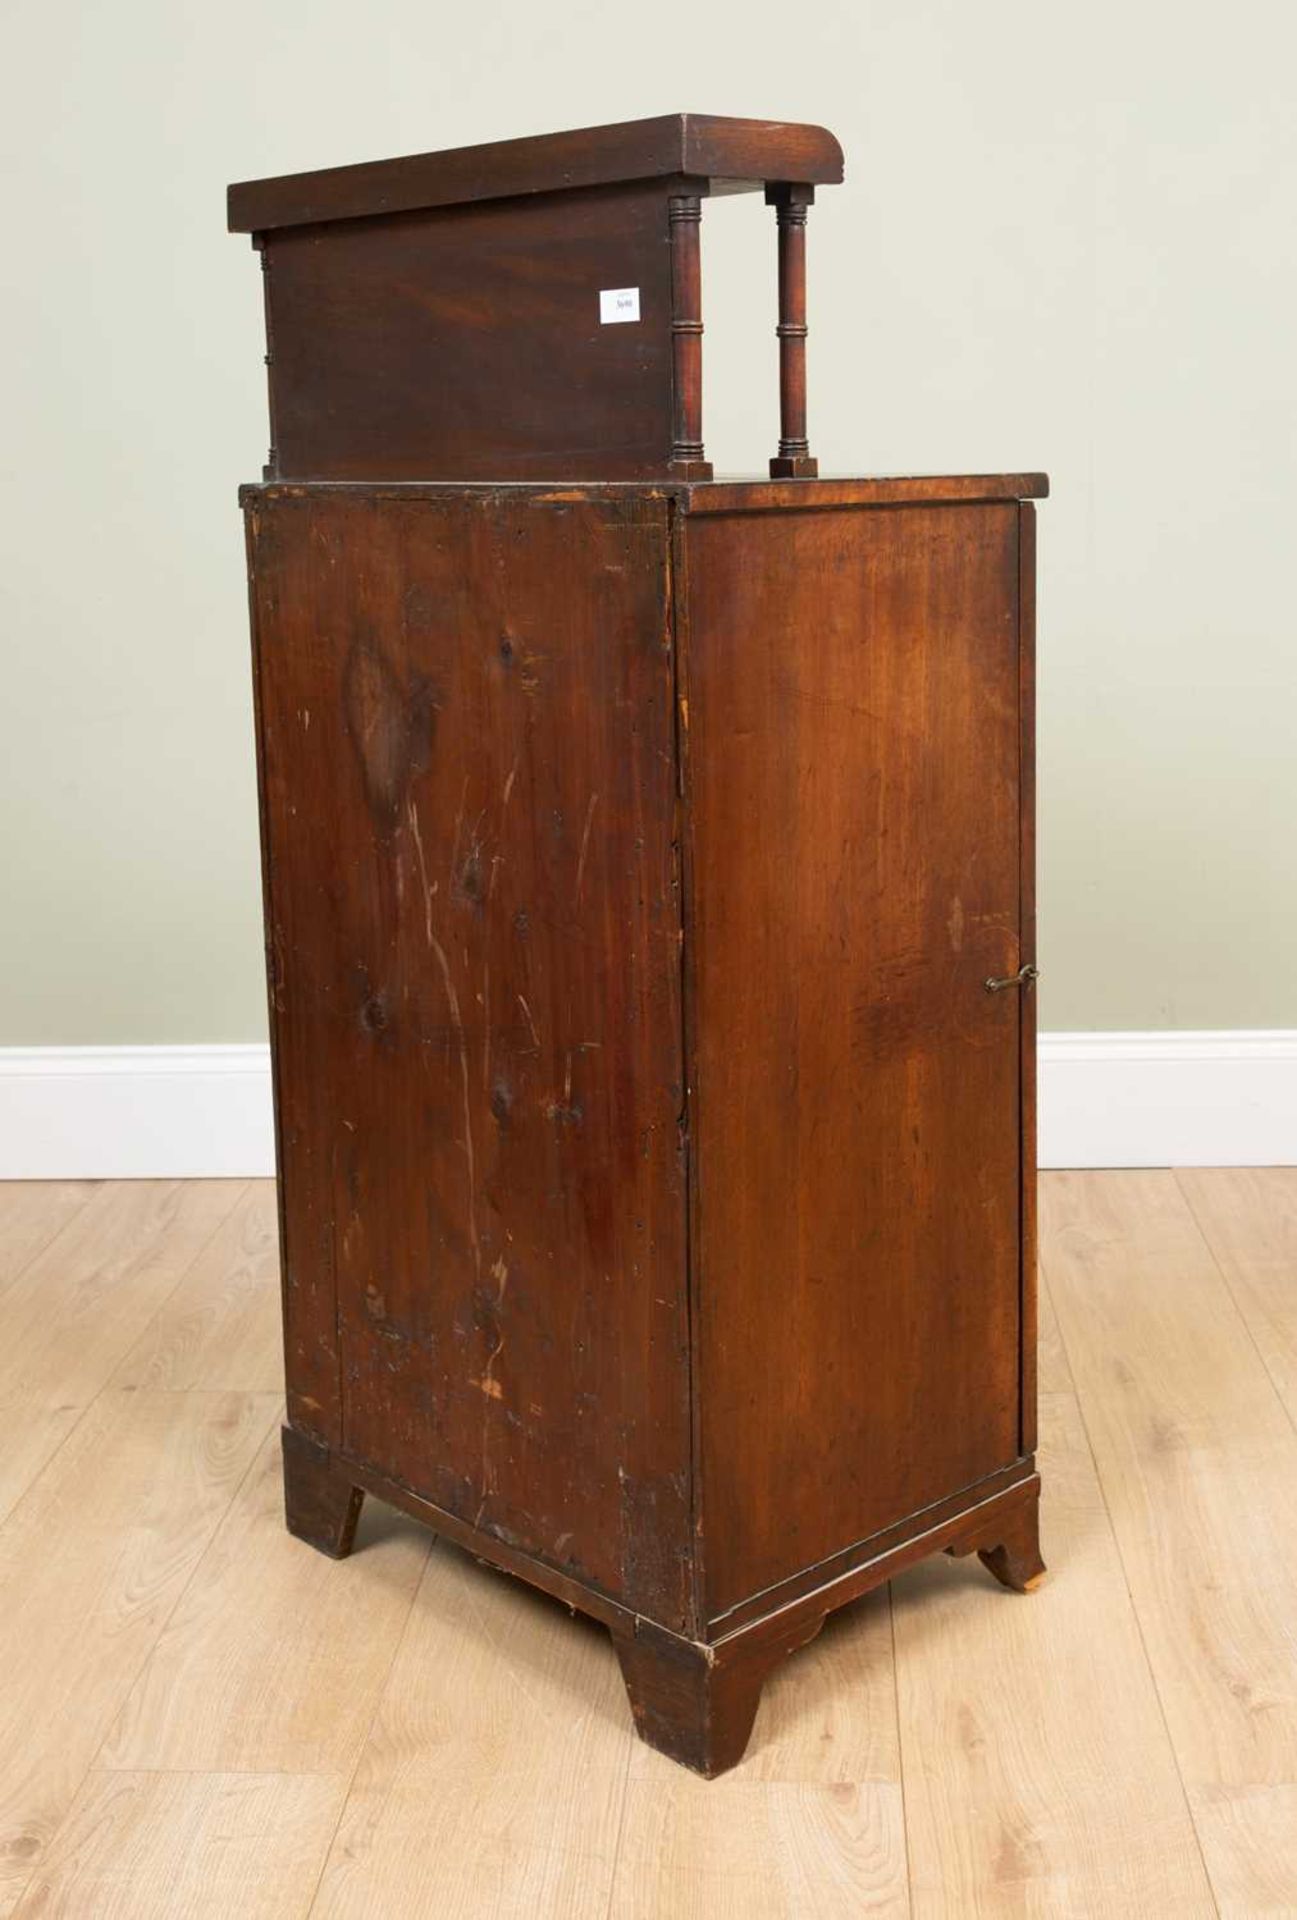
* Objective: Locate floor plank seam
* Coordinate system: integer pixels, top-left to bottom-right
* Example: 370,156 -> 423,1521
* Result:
1038,1259 -> 1084,1405
0,1391 -> 103,1538
1173,1169 -> 1297,1446
81,1761 -> 351,1779
103,1179 -> 252,1393
71,1394 -> 283,1784
1042,1232 -> 1224,1919
0,1181 -> 102,1305
599,1709 -> 637,1920
0,1171 -> 250,1529
887,1580 -> 916,1918
0,1177 -> 247,1533
0,1387 -> 277,1914
8,1174 -> 1293,1913
300,1532 -> 443,1917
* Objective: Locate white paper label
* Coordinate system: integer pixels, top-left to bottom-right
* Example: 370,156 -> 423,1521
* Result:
599,286 -> 641,325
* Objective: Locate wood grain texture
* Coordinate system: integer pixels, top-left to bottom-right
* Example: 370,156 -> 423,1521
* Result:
0,1181 -> 244,1405
241,479 -> 1045,1771
10,1772 -> 345,1920
0,1183 -> 97,1292
262,184 -> 677,482
896,1388 -> 1215,1915
629,1587 -> 898,1787
101,1426 -> 429,1776
0,1172 -> 1291,1906
0,1389 -> 274,1913
308,1545 -> 629,1919
610,1778 -> 908,1919
247,487 -> 691,1627
667,194 -> 710,479
0,1180 -> 244,1524
282,1426 -> 366,1559
681,501 -> 1026,1618
1018,502 -> 1039,1456
227,114 -> 845,232
1044,1171 -> 1297,1915
612,1612 -> 829,1781
1177,1166 -> 1297,1425
767,186 -> 817,479
110,1180 -> 282,1392
686,474 -> 1049,512
241,475 -> 1048,508
1035,1263 -> 1075,1396
614,1587 -> 906,1910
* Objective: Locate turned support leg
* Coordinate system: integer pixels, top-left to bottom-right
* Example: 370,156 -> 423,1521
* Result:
611,1613 -> 824,1778
667,194 -> 712,480
767,183 -> 818,479
281,1425 -> 364,1559
946,1479 -> 1045,1593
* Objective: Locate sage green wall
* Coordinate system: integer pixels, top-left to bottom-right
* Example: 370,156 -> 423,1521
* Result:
3,2 -> 1293,1042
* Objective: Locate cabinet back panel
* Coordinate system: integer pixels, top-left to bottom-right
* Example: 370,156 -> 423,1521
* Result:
263,184 -> 675,481
683,502 -> 1024,1620
247,489 -> 692,1626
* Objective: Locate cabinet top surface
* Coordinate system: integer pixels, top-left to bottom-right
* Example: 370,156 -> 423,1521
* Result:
227,113 -> 844,234
238,473 -> 1049,511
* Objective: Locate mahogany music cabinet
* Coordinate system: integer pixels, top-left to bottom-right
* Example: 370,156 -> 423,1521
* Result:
230,115 -> 1047,1777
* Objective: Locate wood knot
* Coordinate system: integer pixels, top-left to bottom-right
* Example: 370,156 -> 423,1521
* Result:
459,850 -> 485,906
360,995 -> 389,1034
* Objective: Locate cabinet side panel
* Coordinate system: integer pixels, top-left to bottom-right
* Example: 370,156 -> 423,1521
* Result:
264,183 -> 674,481
246,490 -> 691,1625
683,502 -> 1024,1620
1018,501 -> 1038,1454
246,512 -> 338,1448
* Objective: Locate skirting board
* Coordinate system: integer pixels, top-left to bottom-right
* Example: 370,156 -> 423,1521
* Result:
1037,1030 -> 1297,1170
0,1046 -> 274,1181
0,1033 -> 1293,1179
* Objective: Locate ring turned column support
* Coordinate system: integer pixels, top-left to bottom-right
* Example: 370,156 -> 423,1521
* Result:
667,194 -> 712,480
767,183 -> 818,479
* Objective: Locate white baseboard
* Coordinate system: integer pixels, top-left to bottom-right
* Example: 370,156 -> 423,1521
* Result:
1037,1030 -> 1297,1169
0,1045 -> 275,1180
0,1033 -> 1293,1179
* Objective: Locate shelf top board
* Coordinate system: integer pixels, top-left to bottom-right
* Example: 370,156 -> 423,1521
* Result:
227,113 -> 844,234
239,474 -> 1049,511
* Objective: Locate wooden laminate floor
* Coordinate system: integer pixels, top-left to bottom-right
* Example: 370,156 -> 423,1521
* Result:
0,1170 -> 1293,1916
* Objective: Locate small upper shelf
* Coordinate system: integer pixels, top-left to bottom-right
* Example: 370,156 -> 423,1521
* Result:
227,114 -> 844,233
229,114 -> 849,484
